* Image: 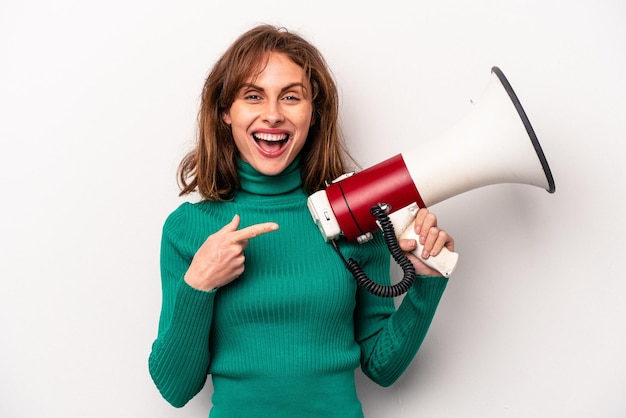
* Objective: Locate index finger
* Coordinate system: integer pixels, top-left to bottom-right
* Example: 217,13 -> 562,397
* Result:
413,208 -> 432,234
230,222 -> 279,242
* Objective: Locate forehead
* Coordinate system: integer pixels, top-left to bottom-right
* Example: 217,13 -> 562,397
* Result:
244,52 -> 309,87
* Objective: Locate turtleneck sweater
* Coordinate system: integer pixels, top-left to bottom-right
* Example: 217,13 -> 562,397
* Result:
149,158 -> 448,417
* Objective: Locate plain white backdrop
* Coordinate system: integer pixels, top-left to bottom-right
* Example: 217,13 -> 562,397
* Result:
1,0 -> 625,417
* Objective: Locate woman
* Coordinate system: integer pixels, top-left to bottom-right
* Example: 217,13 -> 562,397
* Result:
149,24 -> 454,417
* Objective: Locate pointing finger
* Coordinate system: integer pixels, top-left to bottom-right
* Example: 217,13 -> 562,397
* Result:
219,214 -> 241,233
230,222 -> 279,242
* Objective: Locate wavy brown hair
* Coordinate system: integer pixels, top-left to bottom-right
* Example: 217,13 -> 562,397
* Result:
178,24 -> 356,201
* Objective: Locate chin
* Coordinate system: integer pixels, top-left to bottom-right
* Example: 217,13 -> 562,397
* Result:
260,165 -> 289,176
249,161 -> 285,176
253,154 -> 298,176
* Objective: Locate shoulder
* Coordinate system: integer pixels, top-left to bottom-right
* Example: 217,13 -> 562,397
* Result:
160,202 -> 191,243
163,201 -> 192,228
162,201 -> 210,234
162,200 -> 231,238
164,198 -> 215,218
342,231 -> 389,266
360,232 -> 390,264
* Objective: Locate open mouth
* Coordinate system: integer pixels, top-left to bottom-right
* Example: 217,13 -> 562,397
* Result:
252,132 -> 290,154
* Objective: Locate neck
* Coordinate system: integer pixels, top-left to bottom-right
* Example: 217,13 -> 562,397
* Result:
237,156 -> 303,196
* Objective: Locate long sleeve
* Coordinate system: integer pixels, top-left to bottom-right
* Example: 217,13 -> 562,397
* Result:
148,205 -> 216,407
354,234 -> 448,387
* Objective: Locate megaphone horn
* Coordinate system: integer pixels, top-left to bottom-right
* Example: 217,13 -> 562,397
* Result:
307,66 -> 556,295
403,66 -> 555,208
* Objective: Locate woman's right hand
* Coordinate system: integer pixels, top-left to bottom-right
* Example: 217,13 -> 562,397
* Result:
184,214 -> 279,291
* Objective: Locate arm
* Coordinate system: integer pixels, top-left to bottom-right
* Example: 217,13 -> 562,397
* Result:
148,206 -> 279,407
148,206 -> 215,407
356,208 -> 452,386
356,271 -> 448,387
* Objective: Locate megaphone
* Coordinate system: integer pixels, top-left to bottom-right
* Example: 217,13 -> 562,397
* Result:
307,66 -> 555,297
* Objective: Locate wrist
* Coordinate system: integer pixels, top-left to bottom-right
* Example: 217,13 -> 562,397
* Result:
184,271 -> 218,292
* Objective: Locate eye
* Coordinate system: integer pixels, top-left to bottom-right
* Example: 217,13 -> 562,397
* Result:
244,93 -> 263,101
283,94 -> 301,102
238,85 -> 264,102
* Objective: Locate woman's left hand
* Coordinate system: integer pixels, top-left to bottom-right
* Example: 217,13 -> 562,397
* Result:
398,208 -> 455,277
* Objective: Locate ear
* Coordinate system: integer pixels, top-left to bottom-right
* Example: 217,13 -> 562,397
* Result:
222,112 -> 232,125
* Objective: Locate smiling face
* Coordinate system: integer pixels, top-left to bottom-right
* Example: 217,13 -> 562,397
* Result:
222,52 -> 314,176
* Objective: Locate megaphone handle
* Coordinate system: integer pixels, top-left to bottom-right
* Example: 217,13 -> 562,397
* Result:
400,227 -> 459,278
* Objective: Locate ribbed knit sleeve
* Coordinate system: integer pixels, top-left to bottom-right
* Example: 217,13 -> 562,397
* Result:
148,204 -> 216,407
354,234 -> 448,387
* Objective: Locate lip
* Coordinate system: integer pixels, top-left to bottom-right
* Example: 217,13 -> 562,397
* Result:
251,129 -> 292,158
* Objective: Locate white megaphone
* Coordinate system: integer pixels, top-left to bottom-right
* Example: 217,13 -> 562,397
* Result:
307,67 -> 555,296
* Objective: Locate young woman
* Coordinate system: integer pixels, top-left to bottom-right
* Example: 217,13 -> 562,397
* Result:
149,24 -> 454,417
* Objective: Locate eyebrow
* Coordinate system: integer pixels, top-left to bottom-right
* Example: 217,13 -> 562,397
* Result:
240,82 -> 307,94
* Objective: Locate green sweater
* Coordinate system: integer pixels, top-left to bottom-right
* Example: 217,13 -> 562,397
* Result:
149,158 -> 448,417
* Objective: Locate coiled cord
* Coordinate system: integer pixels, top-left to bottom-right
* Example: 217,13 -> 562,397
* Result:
332,204 -> 416,298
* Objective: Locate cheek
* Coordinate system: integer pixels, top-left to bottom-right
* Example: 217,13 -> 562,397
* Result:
297,107 -> 314,130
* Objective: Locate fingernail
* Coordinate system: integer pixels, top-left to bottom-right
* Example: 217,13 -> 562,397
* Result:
422,250 -> 430,258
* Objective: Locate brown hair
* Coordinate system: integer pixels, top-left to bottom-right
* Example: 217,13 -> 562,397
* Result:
177,24 -> 356,201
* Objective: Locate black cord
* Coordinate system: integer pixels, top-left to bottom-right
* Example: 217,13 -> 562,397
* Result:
332,204 -> 416,298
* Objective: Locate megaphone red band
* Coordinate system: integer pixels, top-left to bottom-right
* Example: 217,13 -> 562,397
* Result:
325,154 -> 425,241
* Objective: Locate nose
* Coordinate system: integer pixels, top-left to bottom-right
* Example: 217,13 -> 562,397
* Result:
262,101 -> 284,125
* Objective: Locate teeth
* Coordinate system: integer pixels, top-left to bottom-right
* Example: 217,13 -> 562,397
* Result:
253,133 -> 289,142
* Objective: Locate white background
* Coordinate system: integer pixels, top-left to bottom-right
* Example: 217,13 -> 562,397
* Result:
1,0 -> 625,417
